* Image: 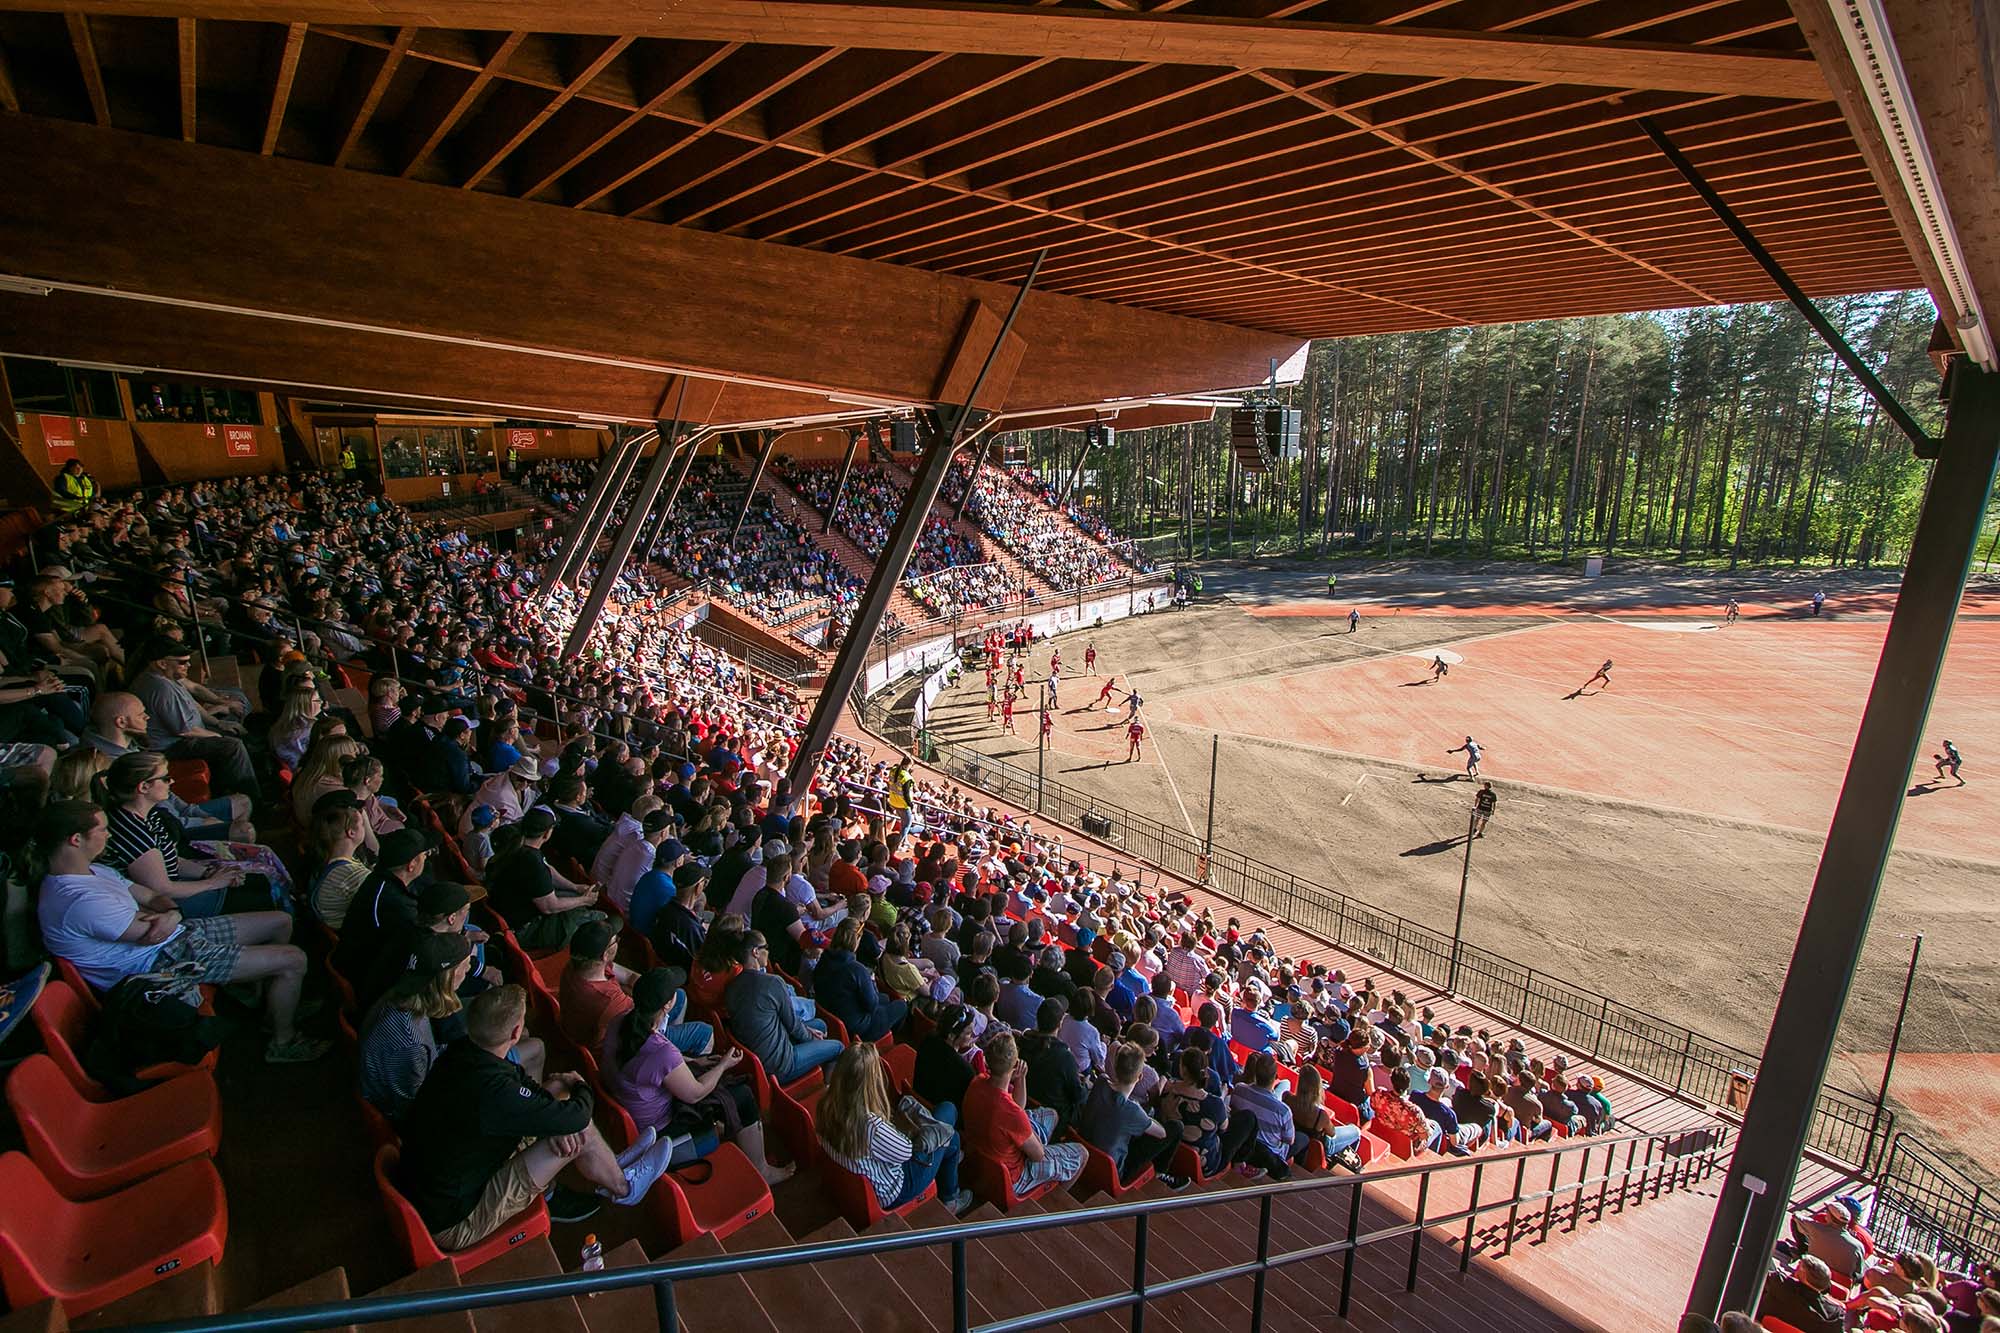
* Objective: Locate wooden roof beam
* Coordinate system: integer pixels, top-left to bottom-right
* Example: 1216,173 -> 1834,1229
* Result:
0,115 -> 1303,413
17,1 -> 1832,100
510,40 -> 733,199
328,24 -> 411,167
64,14 -> 109,127
176,17 -> 195,140
456,33 -> 632,189
260,20 -> 305,155
398,29 -> 524,177
0,30 -> 21,112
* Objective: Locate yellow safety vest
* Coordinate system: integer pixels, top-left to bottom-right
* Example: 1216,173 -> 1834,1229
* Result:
52,470 -> 94,515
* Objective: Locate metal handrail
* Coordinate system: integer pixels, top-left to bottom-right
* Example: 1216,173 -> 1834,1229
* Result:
102,1124 -> 1728,1333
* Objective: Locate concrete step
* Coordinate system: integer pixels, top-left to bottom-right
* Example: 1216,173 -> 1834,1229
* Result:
716,1215 -> 861,1333
364,1260 -> 476,1333
71,1261 -> 220,1330
656,1234 -> 780,1333
950,1199 -> 1123,1333
798,1220 -> 941,1333
574,1238 -> 662,1333
466,1237 -> 589,1333
250,1268 -> 355,1333
861,1211 -> 998,1329
0,1302 -> 64,1333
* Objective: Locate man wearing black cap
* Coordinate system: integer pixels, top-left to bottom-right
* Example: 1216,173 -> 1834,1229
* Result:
485,807 -> 605,952
420,715 -> 479,797
357,877 -> 491,1013
335,827 -> 436,975
383,696 -> 450,782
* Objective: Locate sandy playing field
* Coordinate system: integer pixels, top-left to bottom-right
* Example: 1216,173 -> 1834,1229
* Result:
928,561 -> 2000,1178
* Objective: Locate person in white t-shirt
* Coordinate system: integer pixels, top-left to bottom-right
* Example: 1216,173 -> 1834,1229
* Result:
32,800 -> 327,1063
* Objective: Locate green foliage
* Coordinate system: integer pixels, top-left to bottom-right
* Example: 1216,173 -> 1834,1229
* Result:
1019,290 -> 1950,569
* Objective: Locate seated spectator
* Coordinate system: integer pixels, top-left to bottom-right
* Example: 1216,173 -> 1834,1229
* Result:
1408,1062 -> 1478,1156
750,850 -> 816,979
1369,1068 -> 1442,1156
1284,1063 -> 1363,1170
601,970 -> 792,1185
464,755 -> 539,839
687,916 -> 746,1016
359,932 -> 480,1121
81,691 -> 248,840
396,986 -> 676,1247
1080,1042 -> 1187,1189
1058,987 -> 1108,1077
128,639 -> 258,798
596,802 -> 673,914
1451,1069 -> 1512,1145
818,1042 -> 973,1215
485,808 -> 605,951
1791,1200 -> 1867,1284
32,800 -> 325,1062
547,774 -> 612,868
913,1004 -> 982,1113
559,920 -> 710,1055
962,1032 -> 1084,1198
355,879 -> 492,1012
335,829 -> 435,975
306,800 -> 372,929
1761,1255 -> 1845,1333
268,678 -> 324,771
1221,1050 -> 1296,1179
292,736 -> 372,834
1018,995 -> 1087,1134
723,929 -> 842,1084
92,751 -> 265,917
1502,1068 -> 1556,1142
815,917 -> 906,1042
1229,979 -> 1283,1056
640,855 -> 702,967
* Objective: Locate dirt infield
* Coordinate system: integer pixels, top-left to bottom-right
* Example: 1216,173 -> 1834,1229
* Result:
928,562 -> 2000,1179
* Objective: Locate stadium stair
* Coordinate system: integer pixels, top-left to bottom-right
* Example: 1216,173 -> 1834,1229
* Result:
742,459 -> 930,630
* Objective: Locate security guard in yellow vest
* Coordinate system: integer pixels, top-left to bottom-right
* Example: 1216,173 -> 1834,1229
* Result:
51,459 -> 96,516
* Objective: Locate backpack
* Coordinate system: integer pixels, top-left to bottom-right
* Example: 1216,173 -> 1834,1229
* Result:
82,964 -> 225,1096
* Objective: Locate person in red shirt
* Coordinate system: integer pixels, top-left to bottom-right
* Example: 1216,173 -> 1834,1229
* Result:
828,839 -> 869,901
962,1033 -> 1084,1200
1084,643 -> 1097,674
1001,693 -> 1017,734
1126,717 -> 1145,762
1040,709 -> 1054,745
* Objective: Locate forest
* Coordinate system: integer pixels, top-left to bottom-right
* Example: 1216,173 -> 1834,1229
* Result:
1028,289 -> 1988,571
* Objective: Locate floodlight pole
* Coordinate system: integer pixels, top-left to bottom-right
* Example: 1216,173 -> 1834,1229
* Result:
542,426 -> 647,592
1865,933 -> 1923,1175
1448,803 -> 1477,995
730,430 -> 778,546
826,427 -> 864,534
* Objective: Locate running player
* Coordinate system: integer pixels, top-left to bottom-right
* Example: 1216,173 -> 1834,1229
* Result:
1050,647 -> 1062,677
1430,655 -> 1449,683
1093,674 -> 1119,710
1046,672 -> 1059,708
1447,736 -> 1482,778
1126,714 -> 1146,762
1811,589 -> 1826,617
1578,659 -> 1612,693
1125,687 -> 1144,722
1724,598 -> 1740,624
1936,739 -> 1964,785
1348,607 -> 1359,634
1084,643 -> 1097,674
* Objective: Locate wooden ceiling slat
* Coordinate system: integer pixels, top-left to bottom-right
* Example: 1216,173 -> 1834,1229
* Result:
64,13 -> 108,126
328,24 -> 411,168
457,33 -> 632,189
397,28 -> 522,177
510,40 -> 734,199
259,21 -> 305,155
175,15 -> 192,139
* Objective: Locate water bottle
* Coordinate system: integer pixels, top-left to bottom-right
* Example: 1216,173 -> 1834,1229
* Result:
579,1234 -> 603,1277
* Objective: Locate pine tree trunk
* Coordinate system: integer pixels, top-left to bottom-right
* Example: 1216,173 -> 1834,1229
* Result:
1559,339 -> 1598,562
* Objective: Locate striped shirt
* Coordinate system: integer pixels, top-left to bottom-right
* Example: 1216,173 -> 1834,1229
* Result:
99,804 -> 185,878
821,1112 -> 914,1209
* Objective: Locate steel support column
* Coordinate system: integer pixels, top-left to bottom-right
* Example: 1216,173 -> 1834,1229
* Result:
638,430 -> 703,561
955,433 -> 989,521
1681,363 -> 2000,1327
544,427 -> 647,592
826,427 -> 863,534
788,413 -> 962,797
561,424 -> 707,660
731,430 -> 779,546
1058,429 -> 1093,506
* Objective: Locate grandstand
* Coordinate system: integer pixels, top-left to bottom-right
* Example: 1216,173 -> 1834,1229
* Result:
0,1 -> 1998,1332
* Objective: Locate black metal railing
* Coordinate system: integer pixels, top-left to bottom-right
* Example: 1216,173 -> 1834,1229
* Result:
1870,1134 -> 2000,1273
857,685 -> 1891,1173
103,1125 -> 1728,1333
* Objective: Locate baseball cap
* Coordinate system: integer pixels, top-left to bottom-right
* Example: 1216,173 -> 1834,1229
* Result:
655,837 -> 688,866
410,931 -> 472,974
468,803 -> 497,830
442,717 -> 471,737
672,862 -> 710,892
416,880 -> 470,916
377,828 -> 436,870
518,808 -> 556,838
642,809 -> 675,835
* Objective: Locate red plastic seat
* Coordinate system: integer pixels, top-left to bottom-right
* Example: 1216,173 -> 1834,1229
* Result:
821,1151 -> 933,1229
29,978 -> 216,1101
1374,1122 -> 1423,1160
372,1143 -> 548,1279
335,1011 -> 400,1149
1761,1320 -> 1809,1333
1296,1138 -> 1329,1172
882,1043 -> 917,1097
167,758 -> 211,805
1075,1138 -> 1153,1199
0,1151 -> 227,1317
768,1066 -> 828,1167
963,1140 -> 1061,1212
5,1054 -> 221,1200
651,1144 -> 774,1247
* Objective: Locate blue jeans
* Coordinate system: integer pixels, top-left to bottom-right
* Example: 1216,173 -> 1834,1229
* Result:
888,1103 -> 961,1208
664,1021 -> 713,1055
1312,1123 -> 1363,1159
794,1038 -> 845,1075
789,994 -> 818,1023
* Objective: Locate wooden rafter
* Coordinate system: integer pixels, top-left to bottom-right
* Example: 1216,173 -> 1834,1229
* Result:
14,0 -> 1832,99
330,25 -> 412,168
65,13 -> 109,127
457,33 -> 633,189
399,29 -> 524,177
509,41 -> 737,198
0,37 -> 18,114
177,17 -> 196,140
260,21 -> 305,155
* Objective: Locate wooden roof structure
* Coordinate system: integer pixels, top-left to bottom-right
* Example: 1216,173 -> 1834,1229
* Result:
0,0 -> 1988,426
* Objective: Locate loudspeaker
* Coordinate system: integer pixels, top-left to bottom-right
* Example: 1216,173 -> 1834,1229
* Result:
1082,812 -> 1115,839
890,420 -> 919,450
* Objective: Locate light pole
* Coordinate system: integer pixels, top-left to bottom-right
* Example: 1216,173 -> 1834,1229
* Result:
1448,801 -> 1479,995
1201,734 -> 1218,882
1865,933 -> 1923,1174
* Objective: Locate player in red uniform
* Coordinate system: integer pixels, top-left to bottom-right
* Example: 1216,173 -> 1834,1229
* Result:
1126,715 -> 1145,762
1093,674 -> 1119,710
1084,643 -> 1097,674
1001,691 -> 1017,734
1040,708 -> 1054,745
